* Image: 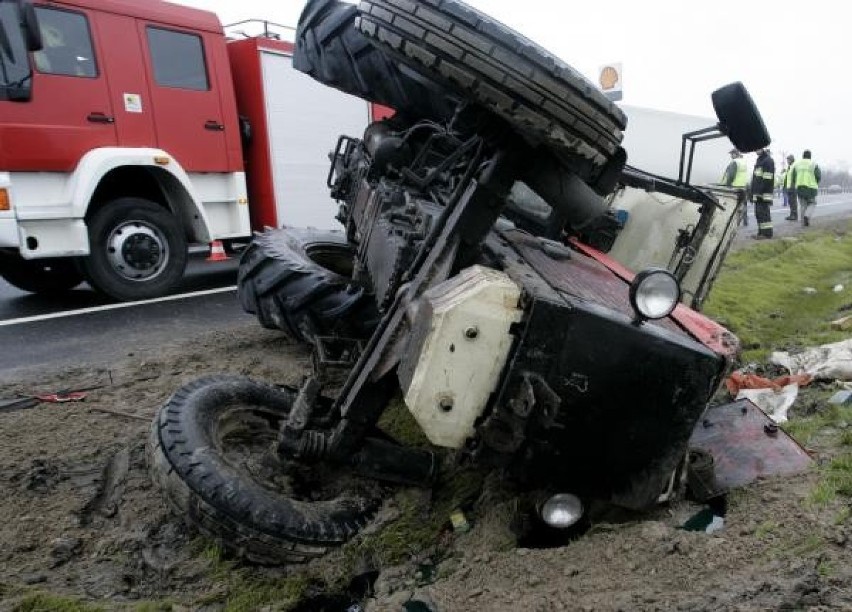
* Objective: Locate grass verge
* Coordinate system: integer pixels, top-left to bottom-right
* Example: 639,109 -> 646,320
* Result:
703,224 -> 852,363
705,224 -> 852,507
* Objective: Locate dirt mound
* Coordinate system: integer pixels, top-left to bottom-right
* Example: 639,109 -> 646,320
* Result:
1,324 -> 850,610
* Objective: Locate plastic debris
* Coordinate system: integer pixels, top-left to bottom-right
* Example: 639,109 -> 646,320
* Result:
449,509 -> 470,533
829,390 -> 852,406
771,339 -> 852,381
725,371 -> 812,395
803,287 -> 818,295
725,372 -> 813,423
683,511 -> 724,534
834,284 -> 845,293
736,384 -> 799,423
831,315 -> 852,331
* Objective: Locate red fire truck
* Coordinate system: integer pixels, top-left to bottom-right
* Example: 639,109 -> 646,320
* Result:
0,0 -> 379,300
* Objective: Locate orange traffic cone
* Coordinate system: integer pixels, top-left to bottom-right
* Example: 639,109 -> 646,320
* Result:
206,240 -> 230,262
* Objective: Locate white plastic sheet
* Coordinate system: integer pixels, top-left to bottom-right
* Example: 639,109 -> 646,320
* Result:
771,339 -> 852,382
736,384 -> 799,423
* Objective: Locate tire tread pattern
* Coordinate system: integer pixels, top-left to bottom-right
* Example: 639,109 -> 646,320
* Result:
237,228 -> 378,343
148,375 -> 380,565
355,0 -> 626,168
294,0 -> 458,121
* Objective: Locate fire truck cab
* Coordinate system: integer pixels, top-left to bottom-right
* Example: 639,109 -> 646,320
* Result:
0,0 -> 372,300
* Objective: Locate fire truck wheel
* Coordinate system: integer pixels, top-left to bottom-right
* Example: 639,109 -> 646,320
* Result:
0,251 -> 84,295
238,228 -> 379,344
148,375 -> 381,564
81,198 -> 188,302
355,0 -> 627,184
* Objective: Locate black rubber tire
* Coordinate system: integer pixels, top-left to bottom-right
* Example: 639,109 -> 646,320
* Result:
711,82 -> 771,153
81,198 -> 188,301
238,228 -> 379,344
148,375 -> 381,565
0,251 -> 83,294
294,0 -> 458,122
354,0 -> 627,172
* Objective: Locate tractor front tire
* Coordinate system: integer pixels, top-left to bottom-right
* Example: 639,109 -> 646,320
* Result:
148,375 -> 381,564
238,228 -> 379,344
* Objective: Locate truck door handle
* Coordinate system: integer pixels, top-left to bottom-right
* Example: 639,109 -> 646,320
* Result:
87,112 -> 115,124
204,120 -> 225,131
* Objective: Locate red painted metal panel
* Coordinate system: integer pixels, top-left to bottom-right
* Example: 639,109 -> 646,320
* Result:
568,238 -> 740,359
511,231 -> 686,336
227,37 -> 277,231
689,400 -> 813,492
138,23 -> 232,172
0,5 -> 117,171
49,0 -> 222,34
372,104 -> 395,121
95,10 -> 155,148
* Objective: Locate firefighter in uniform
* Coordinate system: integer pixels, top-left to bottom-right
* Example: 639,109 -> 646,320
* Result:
721,149 -> 749,225
783,154 -> 798,221
790,150 -> 821,227
751,148 -> 775,239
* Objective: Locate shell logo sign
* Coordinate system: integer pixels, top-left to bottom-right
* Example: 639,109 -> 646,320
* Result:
599,63 -> 623,101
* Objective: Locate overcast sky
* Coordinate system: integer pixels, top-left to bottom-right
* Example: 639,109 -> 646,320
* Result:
179,0 -> 848,170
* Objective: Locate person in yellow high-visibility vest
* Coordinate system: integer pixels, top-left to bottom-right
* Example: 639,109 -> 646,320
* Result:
721,149 -> 749,226
751,148 -> 775,239
783,154 -> 798,221
790,150 -> 821,227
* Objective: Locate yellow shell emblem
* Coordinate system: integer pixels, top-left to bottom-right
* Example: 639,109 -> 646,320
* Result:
599,66 -> 619,90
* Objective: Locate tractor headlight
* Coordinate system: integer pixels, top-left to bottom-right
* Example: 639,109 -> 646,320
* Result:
540,493 -> 584,529
629,268 -> 680,321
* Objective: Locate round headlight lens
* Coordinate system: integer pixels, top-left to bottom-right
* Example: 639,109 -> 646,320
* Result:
629,269 -> 680,320
540,493 -> 584,529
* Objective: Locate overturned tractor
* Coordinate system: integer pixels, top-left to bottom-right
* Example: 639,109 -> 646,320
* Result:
148,0 -> 770,563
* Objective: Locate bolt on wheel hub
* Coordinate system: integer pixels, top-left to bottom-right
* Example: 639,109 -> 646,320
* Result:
106,221 -> 170,281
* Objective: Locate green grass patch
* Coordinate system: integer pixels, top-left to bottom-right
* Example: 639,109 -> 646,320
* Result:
191,565 -> 310,612
754,519 -> 780,539
787,533 -> 826,558
817,559 -> 836,577
10,593 -> 104,612
218,574 -> 310,612
187,541 -> 311,612
342,467 -> 485,569
704,226 -> 852,363
377,395 -> 432,448
783,405 -> 852,446
810,453 -> 852,506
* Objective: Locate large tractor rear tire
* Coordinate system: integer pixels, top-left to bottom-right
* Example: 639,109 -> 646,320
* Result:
295,0 -> 458,122
238,228 -> 379,344
355,0 -> 627,183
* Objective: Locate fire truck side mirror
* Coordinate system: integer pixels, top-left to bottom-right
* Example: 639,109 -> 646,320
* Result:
16,0 -> 42,52
711,82 -> 770,154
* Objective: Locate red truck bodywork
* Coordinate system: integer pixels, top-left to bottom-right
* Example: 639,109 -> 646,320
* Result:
1,0 -> 243,175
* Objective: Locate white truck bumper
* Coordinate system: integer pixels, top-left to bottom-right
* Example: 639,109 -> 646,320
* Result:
0,217 -> 18,249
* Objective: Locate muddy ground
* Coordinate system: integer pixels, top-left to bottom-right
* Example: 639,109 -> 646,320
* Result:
1,216 -> 851,611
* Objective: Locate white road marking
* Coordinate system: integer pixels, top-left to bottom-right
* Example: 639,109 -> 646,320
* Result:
0,285 -> 238,328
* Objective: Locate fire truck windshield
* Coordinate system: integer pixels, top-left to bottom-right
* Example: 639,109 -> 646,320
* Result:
0,1 -> 33,101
